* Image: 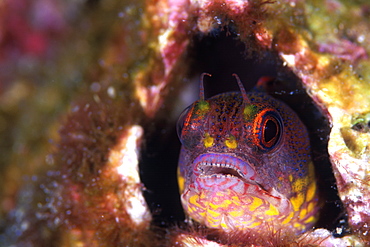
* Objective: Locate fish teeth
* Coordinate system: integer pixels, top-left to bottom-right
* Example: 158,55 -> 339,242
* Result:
197,161 -> 244,177
200,162 -> 236,168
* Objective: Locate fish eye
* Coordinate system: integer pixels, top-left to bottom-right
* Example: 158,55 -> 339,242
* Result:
176,105 -> 192,140
262,116 -> 281,147
253,110 -> 282,151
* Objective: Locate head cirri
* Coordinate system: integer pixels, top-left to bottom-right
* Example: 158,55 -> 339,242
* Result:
176,74 -> 319,235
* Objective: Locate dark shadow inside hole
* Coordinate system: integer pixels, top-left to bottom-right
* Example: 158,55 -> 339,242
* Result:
189,31 -> 278,97
140,29 -> 344,234
140,118 -> 183,228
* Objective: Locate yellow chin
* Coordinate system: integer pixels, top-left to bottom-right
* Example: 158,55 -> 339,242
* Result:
181,187 -> 318,235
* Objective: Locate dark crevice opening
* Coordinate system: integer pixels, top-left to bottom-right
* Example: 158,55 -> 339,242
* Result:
189,31 -> 278,97
140,119 -> 183,228
140,29 -> 344,235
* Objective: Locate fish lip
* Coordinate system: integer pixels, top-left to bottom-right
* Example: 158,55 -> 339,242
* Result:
193,153 -> 258,184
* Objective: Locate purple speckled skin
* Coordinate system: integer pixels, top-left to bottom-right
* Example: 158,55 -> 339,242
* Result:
177,89 -> 320,234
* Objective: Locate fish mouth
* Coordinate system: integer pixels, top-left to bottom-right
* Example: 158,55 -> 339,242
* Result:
193,153 -> 258,184
199,164 -> 244,179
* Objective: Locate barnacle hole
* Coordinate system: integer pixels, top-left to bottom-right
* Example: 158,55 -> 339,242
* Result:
140,28 -> 347,239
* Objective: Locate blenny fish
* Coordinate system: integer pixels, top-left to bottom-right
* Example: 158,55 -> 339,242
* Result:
177,74 -> 320,235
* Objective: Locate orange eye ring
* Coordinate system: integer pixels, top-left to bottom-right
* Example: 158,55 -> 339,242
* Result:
253,109 -> 282,151
176,103 -> 204,148
177,104 -> 192,140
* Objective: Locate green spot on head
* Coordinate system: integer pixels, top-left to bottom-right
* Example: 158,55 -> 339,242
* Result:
244,104 -> 258,119
196,100 -> 210,114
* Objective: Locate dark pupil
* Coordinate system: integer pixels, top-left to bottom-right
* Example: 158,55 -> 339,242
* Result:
264,119 -> 278,143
